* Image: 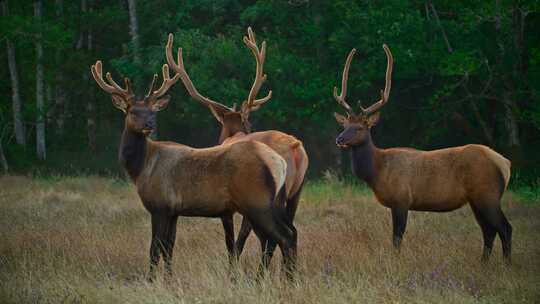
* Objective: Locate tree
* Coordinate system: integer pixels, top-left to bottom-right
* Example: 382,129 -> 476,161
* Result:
1,0 -> 25,147
34,0 -> 46,160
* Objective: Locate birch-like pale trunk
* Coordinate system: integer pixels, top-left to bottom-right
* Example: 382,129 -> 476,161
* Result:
1,1 -> 25,146
35,0 -> 46,160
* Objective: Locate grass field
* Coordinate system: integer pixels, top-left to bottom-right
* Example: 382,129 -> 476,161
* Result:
0,174 -> 539,303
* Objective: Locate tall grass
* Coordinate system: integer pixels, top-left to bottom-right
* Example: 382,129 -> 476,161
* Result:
0,175 -> 539,303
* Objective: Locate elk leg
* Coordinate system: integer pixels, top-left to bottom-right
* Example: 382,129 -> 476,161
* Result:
471,205 -> 497,261
391,208 -> 408,250
235,217 -> 252,259
163,215 -> 178,279
285,183 -> 304,225
474,205 -> 512,263
248,210 -> 296,280
148,213 -> 168,281
221,214 -> 236,265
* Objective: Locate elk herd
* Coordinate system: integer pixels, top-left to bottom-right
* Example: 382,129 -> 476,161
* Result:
90,27 -> 513,282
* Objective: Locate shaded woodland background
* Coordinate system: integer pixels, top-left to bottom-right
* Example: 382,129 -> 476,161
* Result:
1,0 -> 539,183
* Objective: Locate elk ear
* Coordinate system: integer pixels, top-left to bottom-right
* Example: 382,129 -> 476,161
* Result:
151,95 -> 170,112
367,112 -> 380,127
334,112 -> 348,125
111,94 -> 128,114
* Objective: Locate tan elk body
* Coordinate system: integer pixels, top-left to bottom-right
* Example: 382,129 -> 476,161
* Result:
166,28 -> 308,259
90,60 -> 297,280
333,46 -> 513,262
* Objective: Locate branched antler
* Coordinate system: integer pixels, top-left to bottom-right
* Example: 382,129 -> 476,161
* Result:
145,64 -> 180,100
333,49 -> 356,115
359,44 -> 393,116
166,33 -> 234,114
241,27 -> 272,113
91,60 -> 134,101
333,45 -> 393,116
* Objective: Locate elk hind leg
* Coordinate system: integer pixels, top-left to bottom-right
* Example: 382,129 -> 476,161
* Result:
248,209 -> 296,281
471,203 -> 512,263
471,205 -> 497,261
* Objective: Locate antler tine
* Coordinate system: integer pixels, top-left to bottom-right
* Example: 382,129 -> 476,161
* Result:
90,60 -> 133,100
361,44 -> 393,116
146,74 -> 158,98
165,33 -> 233,112
150,64 -> 181,99
242,27 -> 272,111
333,49 -> 356,115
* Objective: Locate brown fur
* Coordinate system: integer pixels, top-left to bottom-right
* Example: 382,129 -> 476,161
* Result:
369,144 -> 510,212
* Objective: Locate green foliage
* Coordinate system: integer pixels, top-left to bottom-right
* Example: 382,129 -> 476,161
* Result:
1,0 -> 540,178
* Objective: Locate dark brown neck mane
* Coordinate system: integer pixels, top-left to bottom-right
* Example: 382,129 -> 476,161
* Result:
350,132 -> 378,186
119,126 -> 148,181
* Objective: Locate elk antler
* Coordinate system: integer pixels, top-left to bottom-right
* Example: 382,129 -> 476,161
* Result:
359,44 -> 393,116
333,49 -> 356,115
145,64 -> 180,100
91,60 -> 134,101
241,27 -> 272,113
166,33 -> 234,114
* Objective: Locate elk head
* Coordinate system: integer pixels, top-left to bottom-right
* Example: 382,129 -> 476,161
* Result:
90,61 -> 179,136
166,27 -> 272,143
334,45 -> 393,148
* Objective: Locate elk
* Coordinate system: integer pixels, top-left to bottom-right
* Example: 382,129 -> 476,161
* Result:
90,60 -> 297,280
332,45 -> 512,262
166,28 -> 308,262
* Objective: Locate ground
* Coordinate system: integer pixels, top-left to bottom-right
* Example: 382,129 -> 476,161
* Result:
0,174 -> 539,303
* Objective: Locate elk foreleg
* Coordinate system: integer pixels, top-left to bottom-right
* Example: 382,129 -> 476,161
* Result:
163,216 -> 178,279
148,213 -> 177,282
221,214 -> 237,265
391,208 -> 408,250
235,217 -> 252,259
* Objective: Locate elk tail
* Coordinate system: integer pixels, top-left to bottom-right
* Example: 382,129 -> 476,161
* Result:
483,147 -> 512,190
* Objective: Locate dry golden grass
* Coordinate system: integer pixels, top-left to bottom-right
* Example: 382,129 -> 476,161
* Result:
0,174 -> 539,303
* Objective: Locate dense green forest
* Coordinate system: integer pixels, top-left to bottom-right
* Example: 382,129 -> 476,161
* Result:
1,0 -> 539,183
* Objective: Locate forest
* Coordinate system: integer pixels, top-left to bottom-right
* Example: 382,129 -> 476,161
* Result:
0,0 -> 539,182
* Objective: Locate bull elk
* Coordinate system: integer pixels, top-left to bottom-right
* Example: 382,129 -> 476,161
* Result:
332,45 -> 513,262
90,60 -> 297,280
166,27 -> 308,263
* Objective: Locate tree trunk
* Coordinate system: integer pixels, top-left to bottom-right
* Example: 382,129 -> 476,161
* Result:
55,0 -> 65,135
35,0 -> 46,160
0,139 -> 8,174
127,0 -> 141,67
2,1 -> 25,146
84,0 -> 97,151
126,0 -> 155,138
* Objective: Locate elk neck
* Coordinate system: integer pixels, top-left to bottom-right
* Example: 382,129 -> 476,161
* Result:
218,123 -> 247,144
350,133 -> 379,186
119,125 -> 149,182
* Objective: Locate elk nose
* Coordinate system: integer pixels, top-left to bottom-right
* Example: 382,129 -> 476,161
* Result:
144,122 -> 155,129
336,137 -> 345,145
